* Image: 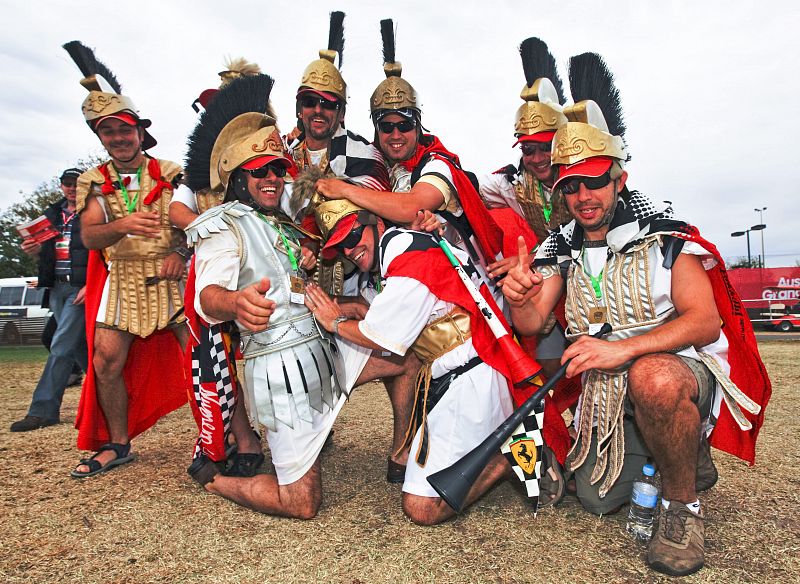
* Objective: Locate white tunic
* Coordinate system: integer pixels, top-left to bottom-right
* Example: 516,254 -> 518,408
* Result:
358,231 -> 513,497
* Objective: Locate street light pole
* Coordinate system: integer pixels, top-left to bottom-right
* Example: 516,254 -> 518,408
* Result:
731,229 -> 752,266
733,224 -> 766,268
754,207 -> 767,267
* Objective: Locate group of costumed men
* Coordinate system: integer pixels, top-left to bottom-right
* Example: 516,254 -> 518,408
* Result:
57,12 -> 770,578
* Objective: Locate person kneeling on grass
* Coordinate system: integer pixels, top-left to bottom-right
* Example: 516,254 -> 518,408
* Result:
184,77 -> 418,518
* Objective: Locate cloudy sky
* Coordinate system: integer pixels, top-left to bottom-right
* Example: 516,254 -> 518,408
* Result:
1,0 -> 798,265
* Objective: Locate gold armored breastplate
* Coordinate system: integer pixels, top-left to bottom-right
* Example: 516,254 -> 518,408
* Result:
514,174 -> 572,242
96,162 -> 186,336
195,189 -> 225,215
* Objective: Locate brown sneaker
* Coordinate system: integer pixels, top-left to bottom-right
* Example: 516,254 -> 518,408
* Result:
647,502 -> 705,576
696,435 -> 718,492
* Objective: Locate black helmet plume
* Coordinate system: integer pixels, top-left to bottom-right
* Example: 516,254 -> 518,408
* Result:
519,37 -> 565,104
184,74 -> 275,193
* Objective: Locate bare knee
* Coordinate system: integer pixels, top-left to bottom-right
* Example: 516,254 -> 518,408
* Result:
284,496 -> 320,520
628,354 -> 696,414
402,494 -> 449,526
93,350 -> 127,382
92,331 -> 131,382
279,467 -> 323,520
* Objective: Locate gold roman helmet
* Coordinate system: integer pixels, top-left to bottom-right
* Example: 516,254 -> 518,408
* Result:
63,41 -> 157,150
297,11 -> 347,102
513,38 -> 567,142
551,53 -> 628,191
370,19 -> 419,118
316,198 -> 363,241
210,113 -> 286,192
515,78 -> 567,138
318,201 -> 378,261
551,100 -> 626,166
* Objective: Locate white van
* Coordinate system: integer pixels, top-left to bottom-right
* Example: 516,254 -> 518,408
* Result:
0,277 -> 52,344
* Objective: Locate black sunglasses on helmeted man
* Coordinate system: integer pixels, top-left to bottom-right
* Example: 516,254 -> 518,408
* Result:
520,142 -> 552,156
558,172 -> 613,195
376,119 -> 417,134
243,162 -> 288,179
299,95 -> 340,111
335,224 -> 367,251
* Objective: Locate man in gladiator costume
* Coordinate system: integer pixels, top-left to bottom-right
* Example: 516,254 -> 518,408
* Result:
64,41 -> 189,478
501,53 -> 770,576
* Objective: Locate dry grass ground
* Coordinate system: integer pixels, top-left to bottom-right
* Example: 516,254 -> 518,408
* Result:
0,342 -> 797,583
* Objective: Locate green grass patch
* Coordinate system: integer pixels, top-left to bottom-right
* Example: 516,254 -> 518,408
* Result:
0,345 -> 48,363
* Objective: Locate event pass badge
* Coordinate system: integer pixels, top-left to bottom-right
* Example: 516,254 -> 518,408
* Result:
588,306 -> 608,336
289,274 -> 306,305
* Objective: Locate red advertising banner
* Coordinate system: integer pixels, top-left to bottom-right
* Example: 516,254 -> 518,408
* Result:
727,267 -> 800,326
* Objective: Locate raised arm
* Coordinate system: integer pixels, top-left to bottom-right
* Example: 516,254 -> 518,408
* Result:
502,236 -> 564,335
316,178 -> 444,225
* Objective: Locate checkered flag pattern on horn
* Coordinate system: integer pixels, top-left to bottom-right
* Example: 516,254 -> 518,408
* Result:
191,322 -> 238,461
501,399 -> 546,514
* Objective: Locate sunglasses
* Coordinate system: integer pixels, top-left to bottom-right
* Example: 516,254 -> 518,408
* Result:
520,142 -> 552,156
61,180 -> 77,188
335,224 -> 367,250
558,172 -> 613,195
243,162 -> 288,178
299,95 -> 340,111
376,119 -> 417,134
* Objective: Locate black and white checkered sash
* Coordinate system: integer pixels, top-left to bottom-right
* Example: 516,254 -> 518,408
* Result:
289,127 -> 390,190
533,189 -> 688,275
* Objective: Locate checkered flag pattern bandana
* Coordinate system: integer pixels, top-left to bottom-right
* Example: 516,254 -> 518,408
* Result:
501,399 -> 546,514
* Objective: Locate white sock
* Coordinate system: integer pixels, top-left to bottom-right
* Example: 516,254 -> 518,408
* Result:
662,498 -> 701,513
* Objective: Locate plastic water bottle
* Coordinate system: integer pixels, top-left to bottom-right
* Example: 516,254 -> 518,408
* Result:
626,463 -> 659,542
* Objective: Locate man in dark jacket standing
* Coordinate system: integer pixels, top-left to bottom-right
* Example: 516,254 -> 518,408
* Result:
11,168 -> 89,431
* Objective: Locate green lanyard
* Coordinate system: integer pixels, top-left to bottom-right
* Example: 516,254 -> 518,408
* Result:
537,180 -> 552,223
260,213 -> 299,271
581,248 -> 604,300
114,165 -> 143,214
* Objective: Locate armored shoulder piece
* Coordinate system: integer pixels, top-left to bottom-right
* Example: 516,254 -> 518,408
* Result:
185,200 -> 253,246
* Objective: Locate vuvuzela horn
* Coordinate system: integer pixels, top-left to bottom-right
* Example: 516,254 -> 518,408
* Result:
427,323 -> 612,512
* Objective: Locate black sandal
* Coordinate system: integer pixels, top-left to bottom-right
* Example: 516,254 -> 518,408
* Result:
188,454 -> 222,486
223,452 -> 265,477
71,442 -> 134,479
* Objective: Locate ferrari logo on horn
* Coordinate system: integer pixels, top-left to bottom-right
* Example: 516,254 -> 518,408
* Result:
509,437 -> 537,475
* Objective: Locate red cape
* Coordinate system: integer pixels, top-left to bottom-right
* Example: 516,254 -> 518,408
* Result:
74,250 -> 188,451
402,135 -> 503,261
672,227 -> 771,464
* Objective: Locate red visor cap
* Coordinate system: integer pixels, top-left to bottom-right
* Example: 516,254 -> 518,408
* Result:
296,88 -> 341,103
512,130 -> 556,148
552,157 -> 614,192
93,112 -> 140,130
320,214 -> 359,260
240,155 -> 293,171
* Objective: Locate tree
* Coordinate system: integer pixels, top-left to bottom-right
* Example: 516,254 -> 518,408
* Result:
727,257 -> 754,270
0,154 -> 106,278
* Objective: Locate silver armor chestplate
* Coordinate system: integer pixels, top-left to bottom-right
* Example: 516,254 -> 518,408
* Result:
189,202 -> 344,432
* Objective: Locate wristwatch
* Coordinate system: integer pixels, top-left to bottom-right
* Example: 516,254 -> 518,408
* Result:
332,315 -> 349,334
172,246 -> 193,260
